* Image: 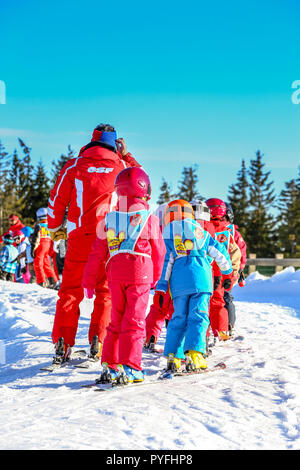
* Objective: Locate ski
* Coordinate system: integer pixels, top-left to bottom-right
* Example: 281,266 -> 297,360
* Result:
172,361 -> 226,377
40,350 -> 87,372
73,356 -> 100,369
158,361 -> 226,380
81,362 -> 226,391
143,346 -> 163,354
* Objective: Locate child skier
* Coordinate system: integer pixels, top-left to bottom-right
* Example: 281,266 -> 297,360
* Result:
0,233 -> 18,281
144,202 -> 174,352
12,230 -> 30,283
31,208 -> 59,288
155,199 -> 233,372
144,199 -> 215,352
224,202 -> 247,334
205,198 -> 241,341
82,167 -> 165,384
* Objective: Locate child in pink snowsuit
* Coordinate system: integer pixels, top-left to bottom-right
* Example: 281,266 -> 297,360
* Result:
82,167 -> 165,383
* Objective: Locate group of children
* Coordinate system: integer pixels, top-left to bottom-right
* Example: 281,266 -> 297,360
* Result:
0,210 -> 66,289
0,167 -> 247,384
82,167 -> 247,384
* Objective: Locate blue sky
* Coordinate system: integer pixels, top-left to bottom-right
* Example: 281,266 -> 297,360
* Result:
0,0 -> 299,204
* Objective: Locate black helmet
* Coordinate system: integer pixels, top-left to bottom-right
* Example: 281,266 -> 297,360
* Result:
3,233 -> 14,245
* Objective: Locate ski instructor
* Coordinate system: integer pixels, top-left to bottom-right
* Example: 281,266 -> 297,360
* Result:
47,124 -> 141,363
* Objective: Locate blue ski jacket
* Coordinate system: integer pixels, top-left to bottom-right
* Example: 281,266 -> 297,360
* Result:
0,245 -> 19,274
156,218 -> 232,298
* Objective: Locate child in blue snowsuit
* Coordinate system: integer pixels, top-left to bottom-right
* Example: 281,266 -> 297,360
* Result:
0,234 -> 18,282
156,200 -> 233,371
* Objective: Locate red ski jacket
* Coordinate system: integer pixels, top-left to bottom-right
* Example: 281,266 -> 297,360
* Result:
47,145 -> 141,238
0,217 -> 25,244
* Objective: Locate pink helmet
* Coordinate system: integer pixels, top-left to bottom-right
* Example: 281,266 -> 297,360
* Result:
114,167 -> 152,201
205,198 -> 227,219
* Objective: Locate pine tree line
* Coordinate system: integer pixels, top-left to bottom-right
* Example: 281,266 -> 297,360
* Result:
1,139 -> 299,258
0,139 -> 76,234
158,151 -> 300,258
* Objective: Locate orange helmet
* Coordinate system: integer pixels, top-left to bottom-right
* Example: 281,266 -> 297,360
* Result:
164,199 -> 195,226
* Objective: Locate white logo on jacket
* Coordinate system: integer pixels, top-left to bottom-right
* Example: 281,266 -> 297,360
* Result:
87,167 -> 114,174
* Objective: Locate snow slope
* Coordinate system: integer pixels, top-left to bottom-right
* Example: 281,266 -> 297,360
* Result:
0,268 -> 300,450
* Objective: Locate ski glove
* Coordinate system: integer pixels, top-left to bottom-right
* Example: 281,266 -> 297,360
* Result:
84,288 -> 95,299
50,228 -> 67,242
153,290 -> 166,312
238,270 -> 245,284
222,278 -> 232,290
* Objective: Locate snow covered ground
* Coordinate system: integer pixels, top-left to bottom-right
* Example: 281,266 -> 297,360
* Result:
0,267 -> 299,450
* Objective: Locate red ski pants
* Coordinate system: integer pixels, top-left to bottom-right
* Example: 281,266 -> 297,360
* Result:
34,239 -> 58,285
51,233 -> 111,347
145,290 -> 174,341
101,281 -> 151,371
209,283 -> 229,334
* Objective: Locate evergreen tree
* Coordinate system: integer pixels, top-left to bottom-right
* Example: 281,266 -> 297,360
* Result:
0,140 -> 11,233
177,165 -> 201,201
51,145 -> 76,185
17,138 -> 35,220
31,160 -> 51,218
277,169 -> 300,257
157,178 -> 174,204
247,150 -> 276,257
2,149 -> 26,228
227,159 -> 249,238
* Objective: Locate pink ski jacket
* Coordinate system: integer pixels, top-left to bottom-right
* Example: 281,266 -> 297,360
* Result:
82,198 -> 166,288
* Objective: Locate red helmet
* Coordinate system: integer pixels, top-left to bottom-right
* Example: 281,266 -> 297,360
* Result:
206,198 -> 227,219
12,230 -> 25,242
114,167 -> 152,201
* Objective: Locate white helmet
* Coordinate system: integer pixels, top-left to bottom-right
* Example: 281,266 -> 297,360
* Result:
154,202 -> 168,230
190,199 -> 210,221
36,207 -> 48,220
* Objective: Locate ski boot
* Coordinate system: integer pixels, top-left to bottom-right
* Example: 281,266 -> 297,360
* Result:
122,365 -> 145,383
204,336 -> 212,358
218,331 -> 231,341
47,277 -> 59,290
184,350 -> 207,371
166,353 -> 181,372
96,363 -> 128,385
28,264 -> 36,284
228,324 -> 234,337
144,334 -> 157,352
89,335 -> 103,361
213,330 -> 230,344
53,337 -> 72,365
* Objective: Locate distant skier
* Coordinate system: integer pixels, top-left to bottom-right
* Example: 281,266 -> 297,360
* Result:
155,199 -> 233,373
0,233 -> 18,281
82,167 -> 165,384
31,208 -> 59,288
0,214 -> 32,245
12,230 -> 29,283
52,211 -> 68,290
